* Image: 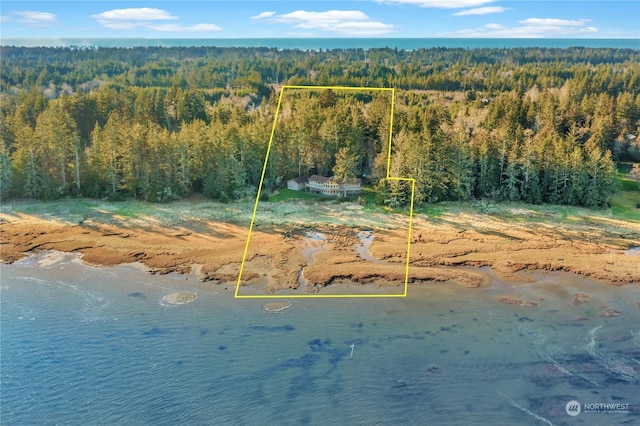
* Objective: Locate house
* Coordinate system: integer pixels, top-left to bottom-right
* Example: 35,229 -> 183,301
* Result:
306,175 -> 361,197
287,176 -> 307,191
306,175 -> 331,194
338,178 -> 362,197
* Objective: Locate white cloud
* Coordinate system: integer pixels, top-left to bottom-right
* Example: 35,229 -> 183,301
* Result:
453,6 -> 507,16
251,11 -> 276,20
441,17 -> 598,38
149,23 -> 222,32
379,0 -> 495,8
281,32 -> 319,37
1,10 -> 58,27
91,7 -> 221,32
519,18 -> 591,27
251,9 -> 395,36
92,8 -> 177,23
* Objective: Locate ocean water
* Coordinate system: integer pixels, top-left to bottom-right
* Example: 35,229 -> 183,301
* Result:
1,38 -> 638,50
1,253 -> 639,425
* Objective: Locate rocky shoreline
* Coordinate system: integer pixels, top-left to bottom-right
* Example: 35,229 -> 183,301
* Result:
1,202 -> 639,291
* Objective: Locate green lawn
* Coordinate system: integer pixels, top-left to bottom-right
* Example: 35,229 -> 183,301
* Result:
265,188 -> 325,202
267,187 -> 378,205
360,186 -> 380,212
617,162 -> 633,174
610,191 -> 640,220
265,178 -> 640,222
609,163 -> 640,221
618,175 -> 639,192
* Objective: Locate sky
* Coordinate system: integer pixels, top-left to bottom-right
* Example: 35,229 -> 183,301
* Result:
1,1 -> 638,39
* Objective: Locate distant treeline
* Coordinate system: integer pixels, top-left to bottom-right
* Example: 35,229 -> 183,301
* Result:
0,46 -> 638,207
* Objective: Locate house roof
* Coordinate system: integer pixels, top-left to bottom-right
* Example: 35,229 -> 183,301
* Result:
288,176 -> 308,184
308,175 -> 330,183
307,175 -> 362,186
334,178 -> 361,185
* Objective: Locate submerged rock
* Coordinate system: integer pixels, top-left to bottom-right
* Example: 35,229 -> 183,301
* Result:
263,302 -> 293,312
498,295 -> 538,307
574,293 -> 589,305
162,292 -> 198,305
600,309 -> 623,318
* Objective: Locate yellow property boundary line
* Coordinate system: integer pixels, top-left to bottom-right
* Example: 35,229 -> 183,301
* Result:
235,85 -> 415,299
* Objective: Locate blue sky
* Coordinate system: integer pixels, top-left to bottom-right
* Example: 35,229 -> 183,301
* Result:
1,1 -> 638,39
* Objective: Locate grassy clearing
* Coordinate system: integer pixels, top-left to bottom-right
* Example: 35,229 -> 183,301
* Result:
610,192 -> 640,221
617,162 -> 633,174
413,203 -> 448,219
0,196 -> 602,227
268,187 -> 377,207
361,187 -> 377,206
4,167 -> 639,232
266,189 -> 324,202
618,175 -> 639,192
609,163 -> 640,221
1,198 -> 256,227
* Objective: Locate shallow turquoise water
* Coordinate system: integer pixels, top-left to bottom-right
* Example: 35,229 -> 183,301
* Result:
1,253 -> 639,425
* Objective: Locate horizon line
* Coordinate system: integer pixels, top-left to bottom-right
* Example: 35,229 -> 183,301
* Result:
2,36 -> 639,40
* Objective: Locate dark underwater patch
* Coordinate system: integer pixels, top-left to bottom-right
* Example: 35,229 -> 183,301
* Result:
382,334 -> 425,341
249,324 -> 295,332
308,339 -> 327,352
278,353 -> 321,371
287,374 -> 317,401
328,351 -> 345,368
143,327 -> 171,337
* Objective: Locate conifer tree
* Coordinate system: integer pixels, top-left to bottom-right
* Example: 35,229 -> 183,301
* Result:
0,144 -> 13,200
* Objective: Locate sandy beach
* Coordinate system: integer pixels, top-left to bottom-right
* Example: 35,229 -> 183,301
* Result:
1,199 -> 639,290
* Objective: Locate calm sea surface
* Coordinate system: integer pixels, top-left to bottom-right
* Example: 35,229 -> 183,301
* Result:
1,252 -> 639,425
1,38 -> 638,50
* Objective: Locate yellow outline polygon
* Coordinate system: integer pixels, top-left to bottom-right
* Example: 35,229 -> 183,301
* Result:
235,85 -> 415,299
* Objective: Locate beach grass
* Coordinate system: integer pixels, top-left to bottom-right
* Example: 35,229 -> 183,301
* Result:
2,178 -> 638,232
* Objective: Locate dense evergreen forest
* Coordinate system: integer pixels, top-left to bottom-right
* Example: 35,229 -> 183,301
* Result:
1,45 -> 638,207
